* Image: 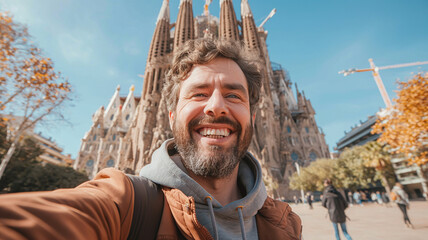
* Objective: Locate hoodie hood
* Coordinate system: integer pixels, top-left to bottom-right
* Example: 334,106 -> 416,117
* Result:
323,185 -> 339,198
140,139 -> 267,239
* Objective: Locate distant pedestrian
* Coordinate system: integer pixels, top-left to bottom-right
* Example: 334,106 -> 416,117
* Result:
306,192 -> 313,209
362,191 -> 369,202
353,191 -> 363,206
371,192 -> 378,203
376,191 -> 383,204
294,195 -> 299,205
392,183 -> 413,228
347,191 -> 354,206
381,191 -> 392,207
322,179 -> 353,240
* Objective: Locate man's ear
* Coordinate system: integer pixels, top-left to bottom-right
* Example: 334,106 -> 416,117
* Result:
169,111 -> 174,130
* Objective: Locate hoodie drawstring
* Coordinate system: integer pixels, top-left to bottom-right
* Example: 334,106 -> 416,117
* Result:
205,196 -> 247,240
236,206 -> 247,240
205,196 -> 219,240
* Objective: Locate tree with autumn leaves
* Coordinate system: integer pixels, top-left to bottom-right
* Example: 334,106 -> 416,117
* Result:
0,12 -> 71,180
372,73 -> 428,165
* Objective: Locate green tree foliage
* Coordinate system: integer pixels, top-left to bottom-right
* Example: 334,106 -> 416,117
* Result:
0,120 -> 88,193
290,141 -> 395,191
289,158 -> 334,191
360,141 -> 395,194
6,163 -> 88,193
335,145 -> 378,190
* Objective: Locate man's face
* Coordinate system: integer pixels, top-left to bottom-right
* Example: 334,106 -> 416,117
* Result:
169,57 -> 254,178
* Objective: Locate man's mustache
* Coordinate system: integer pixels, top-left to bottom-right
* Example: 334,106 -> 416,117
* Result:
187,115 -> 241,133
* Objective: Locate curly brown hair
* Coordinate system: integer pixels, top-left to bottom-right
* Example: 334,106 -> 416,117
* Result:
163,38 -> 262,113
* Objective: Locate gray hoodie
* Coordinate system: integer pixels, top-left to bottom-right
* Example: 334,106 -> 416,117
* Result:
139,139 -> 267,240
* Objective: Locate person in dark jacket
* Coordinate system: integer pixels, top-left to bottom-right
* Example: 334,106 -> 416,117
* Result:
322,179 -> 353,240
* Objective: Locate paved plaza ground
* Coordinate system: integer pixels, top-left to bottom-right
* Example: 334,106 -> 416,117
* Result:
291,200 -> 428,240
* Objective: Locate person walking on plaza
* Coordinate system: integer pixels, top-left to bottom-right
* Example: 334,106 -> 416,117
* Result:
322,179 -> 353,240
392,182 -> 414,228
306,192 -> 313,209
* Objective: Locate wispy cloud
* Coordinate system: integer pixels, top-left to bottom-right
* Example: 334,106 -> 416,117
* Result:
123,39 -> 142,56
58,31 -> 95,63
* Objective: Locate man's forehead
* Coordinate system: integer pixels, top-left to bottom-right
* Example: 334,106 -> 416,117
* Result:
182,57 -> 247,88
191,57 -> 240,72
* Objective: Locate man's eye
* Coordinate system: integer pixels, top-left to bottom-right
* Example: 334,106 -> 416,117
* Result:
226,94 -> 240,99
192,93 -> 207,98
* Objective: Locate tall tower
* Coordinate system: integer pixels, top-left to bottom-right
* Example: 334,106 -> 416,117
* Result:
219,0 -> 240,41
130,0 -> 171,170
174,0 -> 195,49
241,0 -> 261,53
148,0 -> 195,160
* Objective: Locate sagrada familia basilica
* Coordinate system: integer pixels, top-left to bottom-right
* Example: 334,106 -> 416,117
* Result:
74,0 -> 330,199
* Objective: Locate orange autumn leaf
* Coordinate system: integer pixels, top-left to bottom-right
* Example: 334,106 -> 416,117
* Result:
372,73 -> 428,165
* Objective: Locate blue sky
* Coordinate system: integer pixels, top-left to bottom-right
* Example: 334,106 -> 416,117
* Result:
1,0 -> 427,158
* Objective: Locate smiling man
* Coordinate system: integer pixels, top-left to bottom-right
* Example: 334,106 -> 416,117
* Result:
0,39 -> 302,240
139,39 -> 302,239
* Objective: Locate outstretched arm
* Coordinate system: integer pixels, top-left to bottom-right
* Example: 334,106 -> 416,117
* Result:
0,168 -> 135,240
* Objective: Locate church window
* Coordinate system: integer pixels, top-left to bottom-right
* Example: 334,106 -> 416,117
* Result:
291,152 -> 299,163
112,134 -> 116,141
304,137 -> 309,144
110,114 -> 114,120
93,135 -> 97,141
305,127 -> 309,133
86,159 -> 94,167
287,126 -> 291,133
126,114 -> 130,120
106,159 -> 115,167
309,152 -> 317,162
312,137 -> 317,143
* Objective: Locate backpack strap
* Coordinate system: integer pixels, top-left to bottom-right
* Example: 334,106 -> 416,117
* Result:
126,175 -> 164,240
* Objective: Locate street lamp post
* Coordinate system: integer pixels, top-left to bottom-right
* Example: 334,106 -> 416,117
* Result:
294,161 -> 305,204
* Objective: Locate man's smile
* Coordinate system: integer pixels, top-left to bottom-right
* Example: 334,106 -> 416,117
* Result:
193,124 -> 236,144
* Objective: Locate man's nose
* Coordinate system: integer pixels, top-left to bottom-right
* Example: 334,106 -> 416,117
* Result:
204,91 -> 229,117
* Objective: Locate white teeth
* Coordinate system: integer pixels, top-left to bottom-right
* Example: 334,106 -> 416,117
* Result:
198,128 -> 231,137
224,129 -> 230,136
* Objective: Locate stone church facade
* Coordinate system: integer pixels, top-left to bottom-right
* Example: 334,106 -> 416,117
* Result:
74,0 -> 329,200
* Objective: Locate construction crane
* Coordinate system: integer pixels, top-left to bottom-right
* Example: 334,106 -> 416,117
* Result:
339,59 -> 428,108
258,8 -> 276,29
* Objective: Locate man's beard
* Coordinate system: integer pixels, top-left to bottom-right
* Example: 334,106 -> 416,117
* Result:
173,115 -> 253,178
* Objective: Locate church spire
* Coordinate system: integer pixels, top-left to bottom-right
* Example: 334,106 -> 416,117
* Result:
157,0 -> 170,22
173,0 -> 194,50
143,0 -> 171,99
241,0 -> 261,52
219,0 -> 240,41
